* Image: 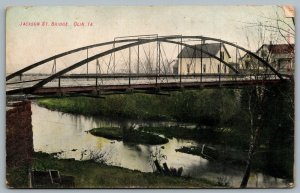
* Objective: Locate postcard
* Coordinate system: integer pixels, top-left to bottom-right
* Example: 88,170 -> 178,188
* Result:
6,5 -> 295,188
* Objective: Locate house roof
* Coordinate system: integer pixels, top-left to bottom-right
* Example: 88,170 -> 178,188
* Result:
241,43 -> 295,59
258,44 -> 295,55
177,43 -> 231,59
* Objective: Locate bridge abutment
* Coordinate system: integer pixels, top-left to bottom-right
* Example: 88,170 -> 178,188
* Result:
6,101 -> 33,168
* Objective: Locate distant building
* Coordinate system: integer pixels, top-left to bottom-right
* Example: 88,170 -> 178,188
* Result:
240,43 -> 295,74
173,43 -> 231,75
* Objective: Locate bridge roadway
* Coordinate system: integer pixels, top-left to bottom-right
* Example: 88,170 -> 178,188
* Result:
6,73 -> 287,96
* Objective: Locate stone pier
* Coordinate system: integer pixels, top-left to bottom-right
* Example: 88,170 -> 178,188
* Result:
6,101 -> 33,168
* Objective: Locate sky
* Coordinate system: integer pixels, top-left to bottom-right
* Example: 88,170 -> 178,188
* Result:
6,5 -> 295,73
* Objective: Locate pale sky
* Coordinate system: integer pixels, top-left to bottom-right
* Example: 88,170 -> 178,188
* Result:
6,5 -> 295,73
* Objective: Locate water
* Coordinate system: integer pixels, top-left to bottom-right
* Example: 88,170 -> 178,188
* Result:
31,103 -> 290,188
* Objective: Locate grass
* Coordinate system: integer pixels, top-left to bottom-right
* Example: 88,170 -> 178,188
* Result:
89,127 -> 169,145
6,164 -> 30,188
89,127 -> 123,140
36,89 -> 239,125
37,95 -> 173,121
176,146 -> 219,161
7,152 -> 223,188
138,126 -> 200,140
175,145 -> 269,170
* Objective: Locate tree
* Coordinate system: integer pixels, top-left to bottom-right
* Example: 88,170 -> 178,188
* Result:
240,86 -> 265,188
241,6 -> 295,74
239,6 -> 295,188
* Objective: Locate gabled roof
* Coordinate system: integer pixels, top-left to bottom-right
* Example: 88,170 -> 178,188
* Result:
241,43 -> 295,60
258,44 -> 295,55
177,43 -> 231,58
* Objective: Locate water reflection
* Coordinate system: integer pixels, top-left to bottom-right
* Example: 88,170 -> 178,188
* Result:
31,103 -> 289,188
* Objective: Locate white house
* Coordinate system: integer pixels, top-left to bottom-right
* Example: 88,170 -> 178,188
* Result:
241,43 -> 295,74
173,43 -> 231,75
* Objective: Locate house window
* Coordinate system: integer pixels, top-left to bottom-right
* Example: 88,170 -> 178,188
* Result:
220,51 -> 225,60
279,58 -> 293,71
245,61 -> 250,69
173,67 -> 178,74
261,49 -> 268,58
218,64 -> 220,73
187,63 -> 191,74
203,64 -> 206,73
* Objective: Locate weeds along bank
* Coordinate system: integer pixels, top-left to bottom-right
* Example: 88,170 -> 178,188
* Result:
37,88 -> 239,125
7,152 -> 221,188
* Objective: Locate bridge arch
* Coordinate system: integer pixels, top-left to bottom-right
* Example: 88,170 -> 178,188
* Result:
7,35 -> 285,95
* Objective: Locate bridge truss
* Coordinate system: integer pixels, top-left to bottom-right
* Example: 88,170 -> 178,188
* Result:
6,35 -> 292,98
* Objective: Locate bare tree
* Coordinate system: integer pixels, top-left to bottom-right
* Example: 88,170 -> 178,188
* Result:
239,6 -> 295,188
241,6 -> 295,50
240,86 -> 265,188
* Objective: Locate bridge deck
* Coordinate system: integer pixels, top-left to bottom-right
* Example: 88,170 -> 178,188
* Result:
6,79 -> 285,96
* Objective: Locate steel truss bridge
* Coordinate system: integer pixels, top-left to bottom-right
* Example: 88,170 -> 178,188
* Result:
6,35 -> 293,99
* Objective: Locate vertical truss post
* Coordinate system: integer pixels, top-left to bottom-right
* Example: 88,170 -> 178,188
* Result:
148,44 -> 151,74
86,48 -> 89,81
274,61 -> 277,80
113,41 -> 116,75
137,39 -> 140,75
180,37 -> 182,87
177,39 -> 180,80
129,47 -> 131,86
249,60 -> 252,80
96,74 -> 98,88
235,44 -> 238,81
96,59 -> 99,88
219,43 -> 221,83
156,38 -> 158,87
58,77 -> 61,88
158,41 -> 161,85
256,61 -> 259,80
259,66 -> 261,80
200,40 -> 203,83
193,45 -> 196,75
19,74 -> 22,81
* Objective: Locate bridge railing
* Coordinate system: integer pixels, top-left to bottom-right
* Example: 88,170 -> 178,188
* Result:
7,72 -> 282,88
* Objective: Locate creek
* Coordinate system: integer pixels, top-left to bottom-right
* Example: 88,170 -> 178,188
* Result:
31,103 -> 289,188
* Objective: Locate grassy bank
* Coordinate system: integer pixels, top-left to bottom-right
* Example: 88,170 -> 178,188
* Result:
138,126 -> 198,140
89,127 -> 123,140
89,127 -> 169,145
37,89 -> 238,125
37,94 -> 174,121
175,146 -> 247,165
137,126 -> 251,150
7,152 -> 222,188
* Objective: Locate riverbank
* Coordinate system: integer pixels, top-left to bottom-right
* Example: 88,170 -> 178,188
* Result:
138,126 -> 199,140
37,94 -> 174,121
36,89 -> 238,125
7,152 -> 222,188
